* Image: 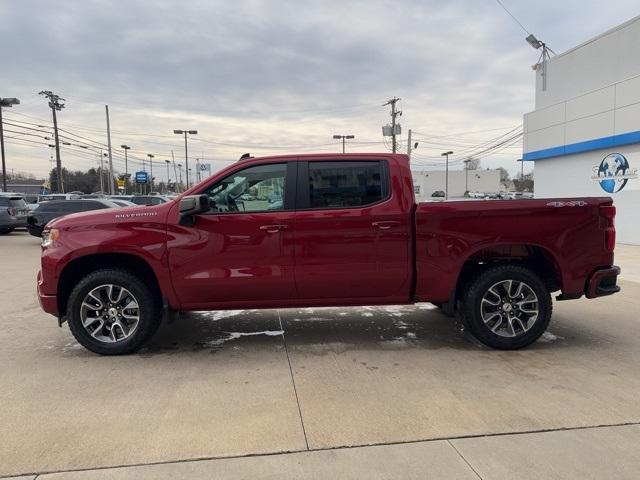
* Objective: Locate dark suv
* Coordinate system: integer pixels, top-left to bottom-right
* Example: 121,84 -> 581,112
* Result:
0,194 -> 29,234
27,199 -> 120,237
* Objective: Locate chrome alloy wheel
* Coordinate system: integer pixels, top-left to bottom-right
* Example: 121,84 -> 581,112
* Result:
79,284 -> 140,343
480,279 -> 539,338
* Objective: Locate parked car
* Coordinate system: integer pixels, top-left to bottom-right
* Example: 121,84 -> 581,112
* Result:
0,194 -> 29,234
28,199 -> 120,237
37,153 -> 619,355
431,190 -> 445,198
39,194 -> 81,202
129,195 -> 169,206
109,199 -> 138,208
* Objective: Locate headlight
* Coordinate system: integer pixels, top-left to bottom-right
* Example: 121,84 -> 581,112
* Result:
41,228 -> 60,248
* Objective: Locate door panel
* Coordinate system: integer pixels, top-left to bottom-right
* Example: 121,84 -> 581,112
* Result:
168,211 -> 296,306
294,159 -> 411,300
167,161 -> 297,308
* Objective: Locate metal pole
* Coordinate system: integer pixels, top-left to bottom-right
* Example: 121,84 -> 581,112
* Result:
171,150 -> 178,192
148,154 -> 154,192
391,102 -> 397,153
165,160 -> 170,193
184,132 -> 189,189
464,159 -> 469,193
445,154 -> 449,200
99,152 -> 105,193
0,106 -> 6,192
407,129 -> 412,158
105,105 -> 114,195
123,147 -> 129,194
52,107 -> 63,193
342,137 -> 345,154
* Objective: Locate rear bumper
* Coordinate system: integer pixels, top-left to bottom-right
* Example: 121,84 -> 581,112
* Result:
37,270 -> 58,316
1,216 -> 27,229
585,266 -> 621,299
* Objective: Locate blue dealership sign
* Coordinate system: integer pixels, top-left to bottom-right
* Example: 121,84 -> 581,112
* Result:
135,171 -> 148,184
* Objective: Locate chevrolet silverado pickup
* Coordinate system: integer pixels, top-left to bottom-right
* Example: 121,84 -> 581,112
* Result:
37,153 -> 620,355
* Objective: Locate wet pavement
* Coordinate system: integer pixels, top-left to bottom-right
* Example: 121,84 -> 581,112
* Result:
1,231 -> 640,478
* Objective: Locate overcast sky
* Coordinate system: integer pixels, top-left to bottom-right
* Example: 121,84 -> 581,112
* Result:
1,0 -> 638,180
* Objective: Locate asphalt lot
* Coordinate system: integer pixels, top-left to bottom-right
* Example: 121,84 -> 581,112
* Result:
1,231 -> 640,479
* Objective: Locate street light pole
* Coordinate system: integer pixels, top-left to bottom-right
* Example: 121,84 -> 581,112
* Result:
177,164 -> 183,191
464,159 -> 471,193
0,97 -> 20,192
121,145 -> 131,194
517,158 -> 524,180
165,160 -> 171,194
147,154 -> 155,192
173,129 -> 197,189
441,151 -> 453,200
332,134 -> 355,153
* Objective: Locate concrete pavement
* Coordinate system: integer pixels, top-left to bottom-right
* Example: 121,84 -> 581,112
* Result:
1,231 -> 639,478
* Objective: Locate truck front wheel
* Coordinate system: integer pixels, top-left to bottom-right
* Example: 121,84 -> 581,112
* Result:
66,269 -> 161,355
461,265 -> 552,350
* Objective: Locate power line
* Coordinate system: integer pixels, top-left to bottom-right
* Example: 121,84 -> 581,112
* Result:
493,0 -> 530,35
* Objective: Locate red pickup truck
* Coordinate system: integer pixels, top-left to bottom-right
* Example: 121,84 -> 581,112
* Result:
37,153 -> 620,355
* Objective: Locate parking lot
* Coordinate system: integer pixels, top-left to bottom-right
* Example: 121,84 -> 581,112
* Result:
1,231 -> 640,479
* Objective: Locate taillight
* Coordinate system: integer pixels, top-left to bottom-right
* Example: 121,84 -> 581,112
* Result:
600,205 -> 616,252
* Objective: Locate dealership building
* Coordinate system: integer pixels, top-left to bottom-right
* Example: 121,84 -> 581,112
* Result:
524,15 -> 640,244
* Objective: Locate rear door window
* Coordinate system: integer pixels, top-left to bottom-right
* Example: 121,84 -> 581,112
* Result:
304,161 -> 388,209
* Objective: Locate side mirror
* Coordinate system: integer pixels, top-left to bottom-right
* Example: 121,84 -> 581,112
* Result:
179,194 -> 210,225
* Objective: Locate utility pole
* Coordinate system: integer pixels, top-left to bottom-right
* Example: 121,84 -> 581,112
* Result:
407,129 -> 412,157
173,129 -> 197,189
147,154 -> 154,192
165,160 -> 171,194
383,97 -> 401,153
141,155 -> 146,194
0,97 -> 20,192
195,158 -> 201,183
39,91 -> 65,193
178,163 -> 183,191
441,151 -> 453,200
121,145 -> 131,194
105,105 -> 114,195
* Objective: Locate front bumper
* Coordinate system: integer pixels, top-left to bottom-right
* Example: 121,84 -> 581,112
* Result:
37,269 -> 58,316
585,266 -> 621,299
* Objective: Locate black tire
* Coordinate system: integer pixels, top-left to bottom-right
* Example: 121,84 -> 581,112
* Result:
0,228 -> 14,234
67,269 -> 161,355
461,264 -> 552,350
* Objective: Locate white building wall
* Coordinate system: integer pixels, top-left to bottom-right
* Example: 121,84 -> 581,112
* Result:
534,145 -> 640,244
523,15 -> 640,244
535,15 -> 640,109
411,170 -> 500,200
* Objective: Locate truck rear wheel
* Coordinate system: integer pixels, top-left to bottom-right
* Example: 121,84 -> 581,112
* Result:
66,269 -> 161,355
461,265 -> 552,350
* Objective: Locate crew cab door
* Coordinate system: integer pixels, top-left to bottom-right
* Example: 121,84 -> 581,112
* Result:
293,159 -> 411,301
168,161 -> 298,308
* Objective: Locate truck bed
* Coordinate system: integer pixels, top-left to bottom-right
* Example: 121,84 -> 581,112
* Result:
413,197 -> 615,302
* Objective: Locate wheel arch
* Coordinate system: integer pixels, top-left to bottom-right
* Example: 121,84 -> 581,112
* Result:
454,243 -> 563,303
57,253 -> 164,317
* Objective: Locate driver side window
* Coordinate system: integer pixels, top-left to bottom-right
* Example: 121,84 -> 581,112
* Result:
204,163 -> 288,213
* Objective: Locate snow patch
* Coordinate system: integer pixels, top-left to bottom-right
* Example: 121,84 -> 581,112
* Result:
201,330 -> 284,348
539,332 -> 565,343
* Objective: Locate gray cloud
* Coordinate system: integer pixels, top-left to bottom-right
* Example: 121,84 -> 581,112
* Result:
1,0 -> 638,177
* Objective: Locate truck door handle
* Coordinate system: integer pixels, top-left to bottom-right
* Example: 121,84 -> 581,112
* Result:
259,224 -> 288,233
372,221 -> 400,230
